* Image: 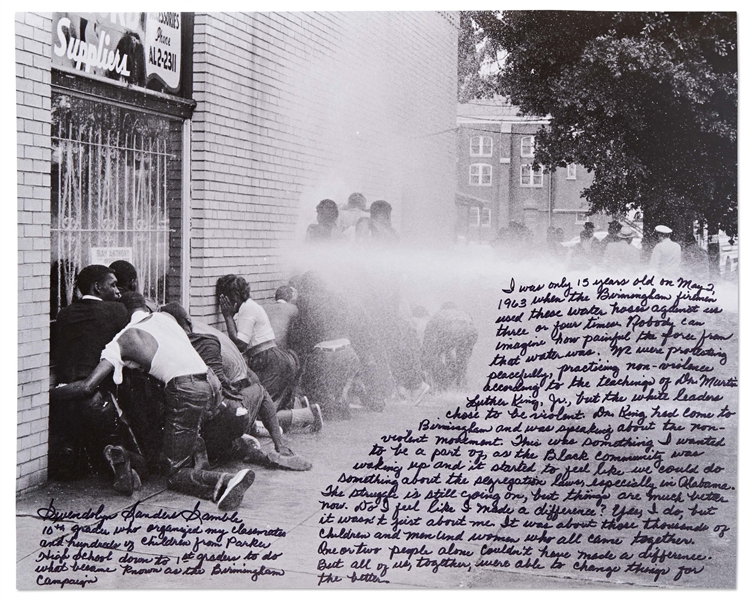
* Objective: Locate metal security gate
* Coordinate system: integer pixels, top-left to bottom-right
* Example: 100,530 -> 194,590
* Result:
50,92 -> 183,317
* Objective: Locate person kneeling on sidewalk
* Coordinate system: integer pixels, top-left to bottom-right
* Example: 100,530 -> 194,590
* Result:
160,301 -> 313,472
52,293 -> 254,511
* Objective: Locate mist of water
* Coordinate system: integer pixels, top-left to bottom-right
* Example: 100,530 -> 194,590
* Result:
280,240 -> 736,313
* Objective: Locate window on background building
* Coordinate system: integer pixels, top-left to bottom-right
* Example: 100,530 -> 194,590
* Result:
470,135 -> 493,157
520,163 -> 543,187
576,212 -> 588,224
469,163 -> 492,186
481,207 -> 492,227
521,135 -> 534,157
469,206 -> 481,227
566,163 -> 577,180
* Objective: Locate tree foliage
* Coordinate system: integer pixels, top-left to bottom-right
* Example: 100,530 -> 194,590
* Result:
462,11 -> 737,237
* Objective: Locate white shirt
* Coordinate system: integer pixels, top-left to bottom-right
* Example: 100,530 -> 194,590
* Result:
235,299 -> 276,347
101,311 -> 207,385
650,237 -> 682,278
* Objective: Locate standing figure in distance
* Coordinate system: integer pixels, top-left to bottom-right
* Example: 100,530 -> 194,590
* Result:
355,200 -> 400,245
604,226 -> 640,273
339,192 -> 369,240
649,225 -> 682,279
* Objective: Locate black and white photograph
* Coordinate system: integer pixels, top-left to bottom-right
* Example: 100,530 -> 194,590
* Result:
9,3 -> 751,593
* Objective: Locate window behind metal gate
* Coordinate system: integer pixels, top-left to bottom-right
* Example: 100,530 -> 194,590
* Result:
50,93 -> 183,318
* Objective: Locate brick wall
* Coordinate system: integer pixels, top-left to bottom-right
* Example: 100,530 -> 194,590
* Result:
14,11 -> 459,491
190,12 -> 459,319
16,12 -> 52,493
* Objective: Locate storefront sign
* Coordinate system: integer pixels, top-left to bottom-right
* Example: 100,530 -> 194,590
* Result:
90,246 -> 133,266
52,12 -> 182,93
145,13 -> 181,90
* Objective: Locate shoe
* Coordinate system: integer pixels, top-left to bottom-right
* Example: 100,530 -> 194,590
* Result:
412,381 -> 431,406
310,403 -> 324,433
267,451 -> 312,471
231,434 -> 262,460
103,445 -> 133,496
240,447 -> 273,466
217,469 -> 255,511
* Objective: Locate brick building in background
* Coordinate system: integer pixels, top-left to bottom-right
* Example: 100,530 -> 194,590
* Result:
16,11 -> 458,493
455,99 -> 610,244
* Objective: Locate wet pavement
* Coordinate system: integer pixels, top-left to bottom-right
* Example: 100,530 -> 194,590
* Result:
16,274 -> 739,590
18,394 -> 666,590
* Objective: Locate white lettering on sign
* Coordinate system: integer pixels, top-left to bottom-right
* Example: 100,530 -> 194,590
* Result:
54,17 -> 131,76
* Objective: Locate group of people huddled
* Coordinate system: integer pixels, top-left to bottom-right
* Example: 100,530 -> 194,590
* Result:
296,193 -> 479,413
49,193 -> 479,511
568,221 -> 692,279
304,193 -> 400,245
51,261 -> 313,511
491,220 -> 537,257
493,218 -> 703,280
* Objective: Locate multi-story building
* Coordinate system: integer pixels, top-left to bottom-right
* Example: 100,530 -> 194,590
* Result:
455,99 -> 610,244
16,11 -> 459,493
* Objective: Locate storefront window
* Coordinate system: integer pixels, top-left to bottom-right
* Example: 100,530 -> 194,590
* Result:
50,92 -> 183,317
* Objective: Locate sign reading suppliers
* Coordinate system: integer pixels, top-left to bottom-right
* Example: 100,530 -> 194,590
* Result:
52,12 -> 182,94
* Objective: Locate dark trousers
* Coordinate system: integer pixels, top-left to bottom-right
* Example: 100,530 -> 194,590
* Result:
117,370 -> 166,471
49,387 -> 122,479
246,346 -> 299,411
162,374 -> 227,501
351,348 -> 393,411
202,375 -> 271,462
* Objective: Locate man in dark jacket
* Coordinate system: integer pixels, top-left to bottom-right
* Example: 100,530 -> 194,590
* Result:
52,293 -> 254,510
51,264 -> 146,489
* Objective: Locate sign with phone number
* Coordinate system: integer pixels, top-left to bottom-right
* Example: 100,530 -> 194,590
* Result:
145,12 -> 181,90
51,12 -> 182,94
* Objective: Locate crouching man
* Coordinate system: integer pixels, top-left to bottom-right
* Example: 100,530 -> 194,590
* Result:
51,293 -> 254,511
160,301 -> 312,471
423,302 -> 478,392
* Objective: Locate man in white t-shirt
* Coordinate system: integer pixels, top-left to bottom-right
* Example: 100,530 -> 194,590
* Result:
51,293 -> 255,511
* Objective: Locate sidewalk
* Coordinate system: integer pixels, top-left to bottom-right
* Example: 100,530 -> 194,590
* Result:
17,395 -> 639,590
